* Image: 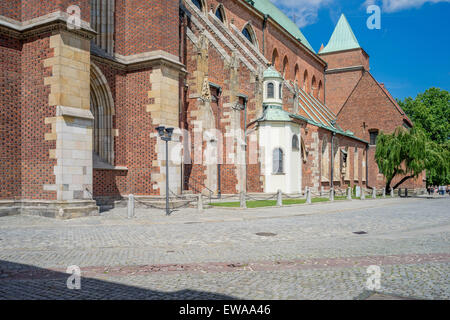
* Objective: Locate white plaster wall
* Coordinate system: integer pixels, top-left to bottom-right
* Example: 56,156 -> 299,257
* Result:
259,122 -> 302,194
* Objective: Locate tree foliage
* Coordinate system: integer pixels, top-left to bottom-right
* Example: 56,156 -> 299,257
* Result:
397,88 -> 450,185
397,88 -> 449,144
375,127 -> 450,191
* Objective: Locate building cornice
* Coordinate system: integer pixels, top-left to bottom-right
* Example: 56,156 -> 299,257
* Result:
325,65 -> 365,74
0,12 -> 96,39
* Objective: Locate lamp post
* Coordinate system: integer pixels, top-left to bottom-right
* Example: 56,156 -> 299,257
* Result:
156,126 -> 174,215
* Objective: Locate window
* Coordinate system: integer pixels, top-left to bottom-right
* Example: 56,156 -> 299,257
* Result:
271,49 -> 279,69
369,130 -> 379,145
215,5 -> 225,22
192,0 -> 203,11
292,135 -> 299,150
282,56 -> 288,77
273,148 -> 284,174
267,82 -> 274,98
242,25 -> 255,44
279,83 -> 282,99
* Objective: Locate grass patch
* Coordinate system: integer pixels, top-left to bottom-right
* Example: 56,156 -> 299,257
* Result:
209,197 -> 329,208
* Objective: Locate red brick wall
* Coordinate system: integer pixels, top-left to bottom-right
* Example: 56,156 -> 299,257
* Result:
21,0 -> 91,22
115,0 -> 179,57
320,48 -> 369,71
0,34 -> 22,199
21,33 -> 56,200
0,0 -> 21,20
337,71 -> 425,190
325,70 -> 363,115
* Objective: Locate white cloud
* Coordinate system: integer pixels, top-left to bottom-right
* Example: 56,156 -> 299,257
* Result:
270,0 -> 334,27
363,0 -> 450,12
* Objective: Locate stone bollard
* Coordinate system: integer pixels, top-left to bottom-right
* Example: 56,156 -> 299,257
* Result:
372,188 -> 377,199
306,187 -> 312,204
127,194 -> 135,219
329,188 -> 334,202
382,188 -> 386,198
240,191 -> 247,209
197,194 -> 203,212
320,186 -> 324,197
361,189 -> 366,200
347,187 -> 352,200
276,189 -> 283,207
390,188 -> 394,197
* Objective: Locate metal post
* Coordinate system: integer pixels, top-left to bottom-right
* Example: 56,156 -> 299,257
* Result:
197,194 -> 203,212
165,140 -> 170,216
276,189 -> 282,207
405,188 -> 408,197
306,187 -> 311,204
127,194 -> 134,219
398,188 -> 401,197
240,191 -> 247,209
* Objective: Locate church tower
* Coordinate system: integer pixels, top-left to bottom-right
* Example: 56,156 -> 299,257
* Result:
319,14 -> 370,114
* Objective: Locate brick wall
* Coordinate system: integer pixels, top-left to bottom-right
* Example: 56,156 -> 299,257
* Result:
0,34 -> 22,199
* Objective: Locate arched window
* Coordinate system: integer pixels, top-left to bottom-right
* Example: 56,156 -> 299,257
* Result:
242,24 -> 256,45
273,148 -> 284,174
215,5 -> 225,22
311,76 -> 317,96
271,48 -> 279,70
294,64 -> 299,85
267,82 -> 274,98
292,135 -> 299,150
282,56 -> 289,78
91,63 -> 115,165
318,80 -> 323,99
279,83 -> 282,99
303,70 -> 308,92
191,0 -> 203,11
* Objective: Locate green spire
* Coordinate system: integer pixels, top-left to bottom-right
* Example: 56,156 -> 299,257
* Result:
320,14 -> 360,54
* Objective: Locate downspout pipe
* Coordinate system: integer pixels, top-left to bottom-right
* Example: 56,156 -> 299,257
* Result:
210,82 -> 223,198
238,94 -> 249,193
331,132 -> 335,191
262,14 -> 268,56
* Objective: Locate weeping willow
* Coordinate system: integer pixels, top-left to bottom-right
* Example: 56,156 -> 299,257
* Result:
375,127 -> 449,192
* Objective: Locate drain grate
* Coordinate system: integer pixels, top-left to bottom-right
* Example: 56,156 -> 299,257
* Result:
255,232 -> 277,237
353,231 -> 368,235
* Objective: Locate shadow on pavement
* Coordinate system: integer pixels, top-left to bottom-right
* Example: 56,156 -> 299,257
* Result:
0,260 -> 237,300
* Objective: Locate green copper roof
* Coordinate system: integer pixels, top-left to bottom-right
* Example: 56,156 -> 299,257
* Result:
320,14 -> 360,54
260,105 -> 291,121
263,66 -> 282,78
247,0 -> 314,52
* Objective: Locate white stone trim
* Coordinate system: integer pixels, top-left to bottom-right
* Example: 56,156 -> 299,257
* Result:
56,105 -> 94,120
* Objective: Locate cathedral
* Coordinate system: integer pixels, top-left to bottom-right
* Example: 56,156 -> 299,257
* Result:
0,0 -> 425,218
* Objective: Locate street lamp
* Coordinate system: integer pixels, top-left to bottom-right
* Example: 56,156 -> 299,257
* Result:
155,126 -> 174,215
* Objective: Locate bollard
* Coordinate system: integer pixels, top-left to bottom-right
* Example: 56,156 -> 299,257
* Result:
306,187 -> 312,204
361,188 -> 366,200
329,188 -> 334,202
372,188 -> 377,199
382,188 -> 386,198
197,194 -> 203,212
127,194 -> 135,219
347,187 -> 352,200
276,189 -> 283,207
320,186 -> 324,197
390,188 -> 394,197
398,188 -> 401,197
240,191 -> 247,209
405,189 -> 408,197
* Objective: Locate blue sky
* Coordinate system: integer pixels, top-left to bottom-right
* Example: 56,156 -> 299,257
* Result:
272,0 -> 450,100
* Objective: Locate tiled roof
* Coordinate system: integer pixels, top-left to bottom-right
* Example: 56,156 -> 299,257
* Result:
246,0 -> 314,52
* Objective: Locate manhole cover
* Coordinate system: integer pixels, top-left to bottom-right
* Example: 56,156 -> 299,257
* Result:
353,231 -> 368,235
255,232 -> 277,237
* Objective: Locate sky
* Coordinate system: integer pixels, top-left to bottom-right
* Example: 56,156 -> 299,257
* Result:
271,0 -> 450,100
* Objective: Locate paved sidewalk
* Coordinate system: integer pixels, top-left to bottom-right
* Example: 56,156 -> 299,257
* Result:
0,197 -> 449,299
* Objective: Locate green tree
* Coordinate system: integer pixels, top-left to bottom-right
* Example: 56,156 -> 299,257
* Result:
375,127 -> 450,192
397,88 -> 450,144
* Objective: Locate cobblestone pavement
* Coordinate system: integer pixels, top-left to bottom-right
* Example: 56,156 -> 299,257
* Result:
0,197 -> 449,299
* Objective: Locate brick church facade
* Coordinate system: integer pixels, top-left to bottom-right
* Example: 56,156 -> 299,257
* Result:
0,0 -> 425,218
